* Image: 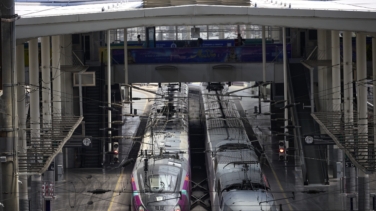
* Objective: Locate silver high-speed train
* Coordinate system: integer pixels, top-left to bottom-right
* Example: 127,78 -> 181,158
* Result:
201,82 -> 277,211
131,83 -> 190,211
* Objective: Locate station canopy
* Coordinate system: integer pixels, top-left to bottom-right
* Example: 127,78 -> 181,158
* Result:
14,0 -> 376,18
143,0 -> 250,8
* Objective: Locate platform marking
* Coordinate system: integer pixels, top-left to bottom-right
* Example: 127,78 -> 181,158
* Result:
107,89 -> 153,211
107,168 -> 124,211
234,87 -> 294,210
270,165 -> 293,211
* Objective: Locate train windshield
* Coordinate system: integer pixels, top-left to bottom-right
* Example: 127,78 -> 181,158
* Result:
139,165 -> 181,193
149,174 -> 178,192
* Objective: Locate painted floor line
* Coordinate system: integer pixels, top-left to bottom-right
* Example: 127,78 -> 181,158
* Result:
270,163 -> 294,211
107,168 -> 124,211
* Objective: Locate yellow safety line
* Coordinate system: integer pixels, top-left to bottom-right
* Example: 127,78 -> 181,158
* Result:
270,165 -> 294,211
108,89 -> 151,210
107,168 -> 124,211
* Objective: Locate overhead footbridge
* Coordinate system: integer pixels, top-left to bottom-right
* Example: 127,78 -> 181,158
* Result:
15,3 -> 376,42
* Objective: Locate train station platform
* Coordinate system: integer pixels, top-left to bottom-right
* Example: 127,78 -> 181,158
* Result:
52,86 -> 156,211
228,83 -> 376,211
50,83 -> 376,211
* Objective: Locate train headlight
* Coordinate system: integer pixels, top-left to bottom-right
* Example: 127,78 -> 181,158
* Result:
138,205 -> 145,211
174,205 -> 181,211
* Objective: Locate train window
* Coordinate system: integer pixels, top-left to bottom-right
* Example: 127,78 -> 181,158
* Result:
148,174 -> 178,192
150,176 -> 161,190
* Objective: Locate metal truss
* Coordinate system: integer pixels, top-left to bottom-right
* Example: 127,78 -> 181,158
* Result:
311,111 -> 375,173
19,116 -> 83,174
190,178 -> 211,211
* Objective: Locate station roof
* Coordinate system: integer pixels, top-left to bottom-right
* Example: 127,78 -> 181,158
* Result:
14,0 -> 376,41
15,0 -> 376,18
16,0 -> 143,18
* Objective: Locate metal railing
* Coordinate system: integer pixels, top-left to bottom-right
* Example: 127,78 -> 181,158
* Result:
72,50 -> 85,66
19,116 -> 83,174
311,111 -> 376,172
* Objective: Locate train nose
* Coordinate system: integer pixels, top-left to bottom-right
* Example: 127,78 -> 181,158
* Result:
141,193 -> 180,211
146,203 -> 178,211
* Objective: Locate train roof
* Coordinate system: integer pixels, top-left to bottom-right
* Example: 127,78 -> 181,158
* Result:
216,149 -> 262,187
140,83 -> 189,157
216,149 -> 258,166
202,86 -> 254,145
222,190 -> 275,211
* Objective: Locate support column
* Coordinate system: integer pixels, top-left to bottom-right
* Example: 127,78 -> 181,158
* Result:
60,35 -> 72,171
51,36 -> 61,118
16,44 -> 28,211
326,31 -> 333,112
60,34 -> 73,116
283,27 -> 288,141
186,26 -> 191,40
317,30 -> 327,112
331,30 -> 342,178
343,31 -> 354,132
318,30 -> 332,180
0,0 -> 19,210
41,36 -> 54,209
332,31 -> 341,115
29,38 -> 42,211
262,26 -> 266,99
373,33 -> 376,211
219,25 -> 225,40
157,27 -> 163,40
356,33 -> 369,211
246,25 -> 252,39
373,35 -> 376,170
124,28 -> 131,113
358,171 -> 370,211
343,31 -> 355,193
52,35 -> 64,182
206,25 -> 209,40
108,30 -> 112,134
271,26 -> 281,42
107,30 -> 112,161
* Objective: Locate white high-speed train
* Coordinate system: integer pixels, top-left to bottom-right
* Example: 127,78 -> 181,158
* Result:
201,82 -> 277,211
131,83 -> 190,211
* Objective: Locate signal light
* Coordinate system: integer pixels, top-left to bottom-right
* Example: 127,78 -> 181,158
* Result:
279,140 -> 286,161
113,142 -> 119,163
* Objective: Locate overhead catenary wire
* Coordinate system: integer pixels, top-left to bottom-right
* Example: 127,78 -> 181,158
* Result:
5,33 -> 376,208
